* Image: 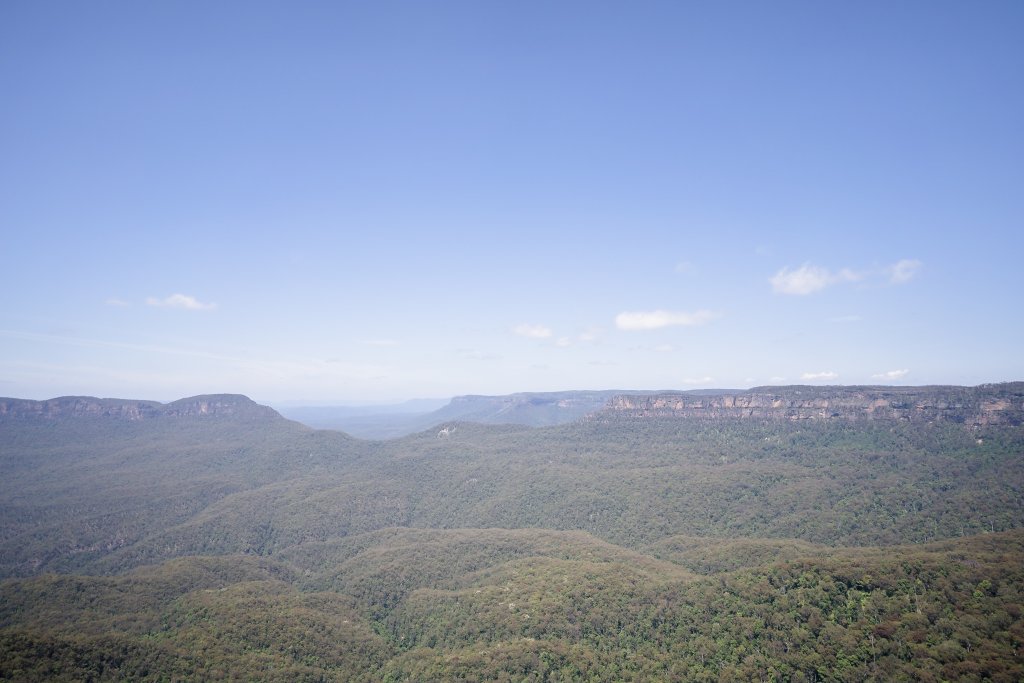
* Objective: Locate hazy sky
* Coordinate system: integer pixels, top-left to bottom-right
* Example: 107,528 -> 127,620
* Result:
2,1 -> 1022,403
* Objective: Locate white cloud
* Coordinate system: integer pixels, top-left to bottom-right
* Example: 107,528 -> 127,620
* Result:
615,309 -> 718,331
555,337 -> 572,348
513,323 -> 553,339
105,298 -> 130,307
146,294 -> 217,311
772,259 -> 922,294
888,259 -> 922,284
770,264 -> 861,295
872,369 -> 909,380
801,371 -> 839,381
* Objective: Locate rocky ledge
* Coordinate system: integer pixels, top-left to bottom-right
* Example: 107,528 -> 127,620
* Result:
596,383 -> 1024,427
0,394 -> 280,421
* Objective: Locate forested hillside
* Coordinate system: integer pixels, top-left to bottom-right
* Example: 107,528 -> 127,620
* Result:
1,387 -> 1022,680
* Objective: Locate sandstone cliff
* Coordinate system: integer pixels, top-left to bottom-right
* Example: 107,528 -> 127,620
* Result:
0,394 -> 280,422
595,383 -> 1024,427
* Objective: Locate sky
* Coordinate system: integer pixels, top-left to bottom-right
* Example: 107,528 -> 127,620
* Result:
1,1 -> 1022,404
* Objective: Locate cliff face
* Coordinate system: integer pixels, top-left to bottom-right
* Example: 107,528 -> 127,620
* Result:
162,395 -> 280,419
0,394 -> 280,422
597,384 -> 1024,427
4,385 -> 1022,428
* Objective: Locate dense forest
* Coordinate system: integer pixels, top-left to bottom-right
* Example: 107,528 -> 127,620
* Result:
1,387 -> 1022,680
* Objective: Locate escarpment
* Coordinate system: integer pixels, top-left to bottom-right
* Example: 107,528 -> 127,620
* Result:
0,394 -> 280,422
597,383 -> 1024,427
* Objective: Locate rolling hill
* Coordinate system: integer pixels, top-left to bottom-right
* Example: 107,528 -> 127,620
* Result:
1,385 -> 1022,680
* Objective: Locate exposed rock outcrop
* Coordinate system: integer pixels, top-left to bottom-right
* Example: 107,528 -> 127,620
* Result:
0,394 -> 280,422
595,383 -> 1024,427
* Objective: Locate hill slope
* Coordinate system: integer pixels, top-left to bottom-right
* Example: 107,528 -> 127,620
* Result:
2,530 -> 1022,681
1,386 -> 1023,680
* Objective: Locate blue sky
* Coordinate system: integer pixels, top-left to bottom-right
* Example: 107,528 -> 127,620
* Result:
1,1 -> 1022,403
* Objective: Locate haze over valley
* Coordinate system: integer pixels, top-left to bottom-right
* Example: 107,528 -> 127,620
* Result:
2,1 -> 1023,680
2,384 -> 1024,680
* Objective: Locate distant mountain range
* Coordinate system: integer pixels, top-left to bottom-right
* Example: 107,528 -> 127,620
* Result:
275,389 -> 736,438
601,382 -> 1024,427
0,393 -> 279,421
277,384 -> 1024,438
5,383 -> 1022,439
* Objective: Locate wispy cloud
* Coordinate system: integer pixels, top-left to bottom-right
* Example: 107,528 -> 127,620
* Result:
674,261 -> 696,275
888,259 -> 922,284
146,294 -> 217,311
872,369 -> 909,380
653,344 -> 674,352
615,309 -> 718,331
1,329 -> 227,360
555,337 -> 572,348
770,264 -> 861,295
801,371 -> 839,381
771,259 -> 922,295
0,329 -> 389,380
513,323 -> 553,339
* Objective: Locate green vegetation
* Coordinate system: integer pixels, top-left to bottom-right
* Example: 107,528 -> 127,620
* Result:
3,531 -> 1022,681
1,392 -> 1022,680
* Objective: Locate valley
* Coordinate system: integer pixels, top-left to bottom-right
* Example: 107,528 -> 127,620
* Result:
1,385 -> 1022,680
